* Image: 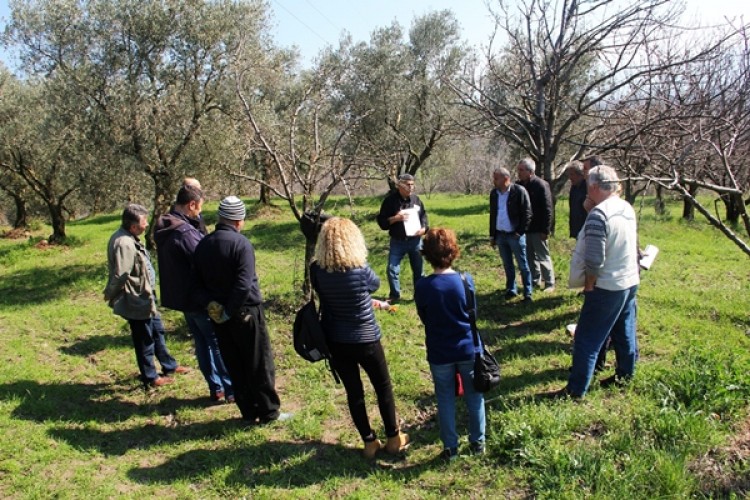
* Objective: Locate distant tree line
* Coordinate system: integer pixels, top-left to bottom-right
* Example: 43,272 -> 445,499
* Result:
0,0 -> 747,256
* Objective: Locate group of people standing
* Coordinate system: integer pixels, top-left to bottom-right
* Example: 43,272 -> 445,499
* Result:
105,181 -> 288,425
489,158 -> 555,303
103,157 -> 640,461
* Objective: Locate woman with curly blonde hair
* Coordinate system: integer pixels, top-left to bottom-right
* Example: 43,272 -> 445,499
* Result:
311,217 -> 409,459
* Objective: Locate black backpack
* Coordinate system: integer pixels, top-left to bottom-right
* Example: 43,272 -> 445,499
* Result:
293,299 -> 329,362
292,270 -> 339,383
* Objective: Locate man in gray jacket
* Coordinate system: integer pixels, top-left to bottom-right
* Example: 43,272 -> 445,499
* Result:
104,204 -> 188,389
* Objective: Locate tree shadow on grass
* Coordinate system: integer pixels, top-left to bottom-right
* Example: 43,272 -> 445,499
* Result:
0,264 -> 104,306
59,333 -> 133,357
0,380 -> 217,428
242,220 -> 303,253
429,202 -> 488,218
126,437 -> 439,490
70,213 -> 121,227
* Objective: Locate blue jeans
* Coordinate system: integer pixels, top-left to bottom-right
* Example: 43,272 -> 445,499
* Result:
495,233 -> 533,297
128,314 -> 178,384
387,237 -> 424,300
567,285 -> 639,396
429,359 -> 486,450
184,311 -> 233,397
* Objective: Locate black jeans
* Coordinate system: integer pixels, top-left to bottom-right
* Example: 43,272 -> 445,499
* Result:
213,304 -> 280,422
329,340 -> 399,440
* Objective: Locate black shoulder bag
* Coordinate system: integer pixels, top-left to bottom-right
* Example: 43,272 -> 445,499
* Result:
460,272 -> 501,393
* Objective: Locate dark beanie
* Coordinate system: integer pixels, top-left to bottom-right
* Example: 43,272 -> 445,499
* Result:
218,196 -> 246,221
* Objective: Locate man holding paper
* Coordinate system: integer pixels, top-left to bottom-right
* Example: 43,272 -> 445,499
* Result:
377,174 -> 429,303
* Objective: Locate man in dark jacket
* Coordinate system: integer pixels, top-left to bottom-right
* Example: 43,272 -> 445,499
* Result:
489,167 -> 534,302
517,158 -> 556,292
376,174 -> 429,303
566,160 -> 587,238
193,196 -> 289,424
155,185 -> 234,403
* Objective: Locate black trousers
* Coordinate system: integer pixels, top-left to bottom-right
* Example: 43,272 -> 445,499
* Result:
213,304 -> 280,422
329,340 -> 399,440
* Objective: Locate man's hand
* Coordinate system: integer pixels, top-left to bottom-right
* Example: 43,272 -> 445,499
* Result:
541,233 -> 548,241
207,301 -> 230,324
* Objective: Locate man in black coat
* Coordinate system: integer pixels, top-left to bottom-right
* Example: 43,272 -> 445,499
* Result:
517,158 -> 556,292
193,196 -> 289,425
566,160 -> 587,239
376,174 -> 428,303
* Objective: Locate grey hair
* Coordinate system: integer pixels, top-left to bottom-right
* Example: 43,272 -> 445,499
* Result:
122,204 -> 149,229
566,160 -> 583,175
587,165 -> 620,193
493,167 -> 511,178
518,158 -> 536,174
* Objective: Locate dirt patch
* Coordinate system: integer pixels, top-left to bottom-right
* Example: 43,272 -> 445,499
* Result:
1,228 -> 30,239
689,415 -> 750,496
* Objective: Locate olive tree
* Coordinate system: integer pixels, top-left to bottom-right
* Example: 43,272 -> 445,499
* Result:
5,0 -> 272,246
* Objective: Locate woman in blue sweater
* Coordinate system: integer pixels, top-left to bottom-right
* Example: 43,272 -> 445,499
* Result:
415,228 -> 486,461
311,217 -> 409,459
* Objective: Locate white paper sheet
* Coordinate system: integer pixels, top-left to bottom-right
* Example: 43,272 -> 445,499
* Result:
402,205 -> 421,236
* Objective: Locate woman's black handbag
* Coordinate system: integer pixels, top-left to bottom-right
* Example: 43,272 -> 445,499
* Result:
460,273 -> 501,393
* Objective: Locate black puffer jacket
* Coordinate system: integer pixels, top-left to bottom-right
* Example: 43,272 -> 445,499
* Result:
311,262 -> 381,344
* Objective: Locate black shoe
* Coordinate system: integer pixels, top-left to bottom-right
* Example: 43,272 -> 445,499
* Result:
503,290 -> 518,300
522,296 -> 533,303
540,387 -> 581,400
469,441 -> 485,455
600,375 -> 629,388
440,447 -> 459,462
386,297 -> 400,305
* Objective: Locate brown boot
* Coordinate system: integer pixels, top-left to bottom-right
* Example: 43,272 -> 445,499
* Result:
385,432 -> 410,454
362,438 -> 383,459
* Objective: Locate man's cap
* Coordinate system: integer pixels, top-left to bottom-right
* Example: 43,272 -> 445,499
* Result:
218,196 -> 246,221
398,174 -> 414,182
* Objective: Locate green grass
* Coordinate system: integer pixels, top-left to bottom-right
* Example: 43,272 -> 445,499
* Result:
0,193 -> 748,498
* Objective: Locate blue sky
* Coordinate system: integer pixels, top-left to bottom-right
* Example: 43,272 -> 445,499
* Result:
1,0 -> 749,71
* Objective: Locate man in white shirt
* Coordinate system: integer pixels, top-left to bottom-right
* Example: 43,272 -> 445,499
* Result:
489,168 -> 534,302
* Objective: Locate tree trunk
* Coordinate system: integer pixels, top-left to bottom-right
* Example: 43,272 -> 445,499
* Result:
654,185 -> 665,216
47,202 -> 67,243
147,173 -> 176,250
259,153 -> 271,205
303,236 -> 316,298
12,194 -> 29,229
721,193 -> 742,225
681,183 -> 697,220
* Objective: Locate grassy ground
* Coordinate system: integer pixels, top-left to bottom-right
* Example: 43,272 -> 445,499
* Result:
0,193 -> 748,498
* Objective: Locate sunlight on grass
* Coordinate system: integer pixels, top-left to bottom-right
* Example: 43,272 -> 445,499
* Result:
0,194 -> 748,497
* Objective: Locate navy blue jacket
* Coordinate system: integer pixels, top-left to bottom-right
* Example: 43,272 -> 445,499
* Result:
193,223 -> 262,316
415,272 -> 477,364
311,262 -> 382,344
154,211 -> 203,312
489,183 -> 532,238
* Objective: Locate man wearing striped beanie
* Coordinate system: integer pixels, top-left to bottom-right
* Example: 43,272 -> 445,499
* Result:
193,196 -> 290,424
